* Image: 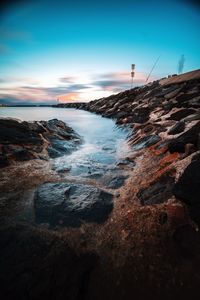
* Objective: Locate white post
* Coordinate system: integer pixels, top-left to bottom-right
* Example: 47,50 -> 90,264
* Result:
131,64 -> 135,89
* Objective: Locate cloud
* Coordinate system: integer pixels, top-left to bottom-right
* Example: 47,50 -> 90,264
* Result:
58,93 -> 80,102
0,70 -> 149,105
0,84 -> 86,105
59,76 -> 77,83
90,71 -> 146,92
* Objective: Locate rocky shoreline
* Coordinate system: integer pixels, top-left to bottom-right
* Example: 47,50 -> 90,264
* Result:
56,70 -> 200,225
1,69 -> 200,300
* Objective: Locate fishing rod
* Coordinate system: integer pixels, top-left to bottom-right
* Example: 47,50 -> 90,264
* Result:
146,55 -> 161,83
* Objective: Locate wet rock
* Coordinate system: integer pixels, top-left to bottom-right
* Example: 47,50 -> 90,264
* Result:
34,183 -> 113,227
168,121 -> 185,135
132,135 -> 161,150
137,174 -> 175,205
117,158 -> 136,168
0,118 -> 81,166
107,175 -> 128,189
0,119 -> 43,145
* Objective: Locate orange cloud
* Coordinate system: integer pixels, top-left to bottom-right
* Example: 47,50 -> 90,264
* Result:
58,92 -> 80,102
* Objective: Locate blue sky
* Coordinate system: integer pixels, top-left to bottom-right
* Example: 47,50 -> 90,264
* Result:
0,0 -> 200,104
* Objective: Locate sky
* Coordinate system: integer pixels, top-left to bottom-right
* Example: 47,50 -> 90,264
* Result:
0,0 -> 200,105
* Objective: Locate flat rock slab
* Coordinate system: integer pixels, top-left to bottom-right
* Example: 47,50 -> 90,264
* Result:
34,183 -> 113,227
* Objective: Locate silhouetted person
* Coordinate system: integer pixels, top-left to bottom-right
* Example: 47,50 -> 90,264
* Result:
178,54 -> 185,74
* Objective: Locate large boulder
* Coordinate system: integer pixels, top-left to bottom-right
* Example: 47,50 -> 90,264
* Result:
34,183 -> 113,227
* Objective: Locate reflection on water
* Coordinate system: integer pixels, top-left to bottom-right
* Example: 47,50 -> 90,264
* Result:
0,107 -> 131,183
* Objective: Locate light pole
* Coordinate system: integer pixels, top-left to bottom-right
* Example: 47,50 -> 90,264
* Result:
131,64 -> 135,89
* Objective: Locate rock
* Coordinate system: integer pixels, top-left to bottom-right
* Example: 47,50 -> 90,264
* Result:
13,148 -> 35,161
0,119 -> 43,145
117,158 -> 136,168
34,183 -> 113,227
176,92 -> 199,103
168,121 -> 200,153
164,87 -> 183,99
166,203 -> 186,224
0,155 -> 9,167
137,174 -> 175,205
131,135 -> 161,150
168,108 -> 196,121
173,224 -> 200,258
107,175 -> 128,189
132,107 -> 150,123
0,118 -> 82,166
183,113 -> 200,122
173,154 -> 200,205
0,224 -> 98,300
168,121 -> 185,135
159,212 -> 168,225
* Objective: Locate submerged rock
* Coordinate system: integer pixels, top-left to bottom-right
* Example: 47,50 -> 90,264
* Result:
34,183 -> 113,227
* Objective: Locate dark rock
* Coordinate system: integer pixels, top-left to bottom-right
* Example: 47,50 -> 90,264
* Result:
0,155 -> 9,168
0,224 -> 98,300
0,119 -> 43,145
13,149 -> 34,161
34,183 -> 113,227
168,109 -> 196,121
164,87 -> 183,99
137,174 -> 175,205
0,118 -> 82,165
168,121 -> 200,153
132,135 -> 161,150
173,224 -> 200,259
159,212 -> 168,225
107,175 -> 128,189
176,92 -> 199,103
132,107 -> 150,123
173,154 -> 200,205
117,158 -> 136,168
183,113 -> 200,122
168,121 -> 185,135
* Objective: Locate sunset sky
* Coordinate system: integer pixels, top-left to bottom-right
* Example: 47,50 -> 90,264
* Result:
0,0 -> 200,105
